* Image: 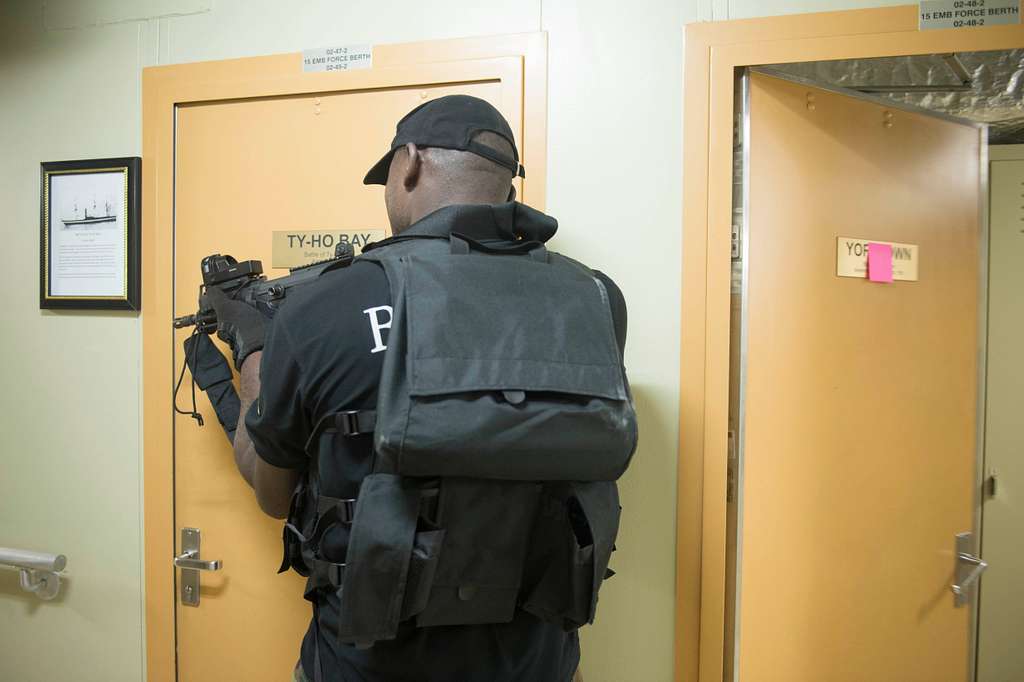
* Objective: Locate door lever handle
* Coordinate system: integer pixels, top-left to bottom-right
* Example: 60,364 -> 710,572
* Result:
175,528 -> 219,607
951,553 -> 986,596
174,549 -> 222,571
952,532 -> 988,607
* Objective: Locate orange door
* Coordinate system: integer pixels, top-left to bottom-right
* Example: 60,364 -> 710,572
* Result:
732,72 -> 982,682
171,61 -> 526,682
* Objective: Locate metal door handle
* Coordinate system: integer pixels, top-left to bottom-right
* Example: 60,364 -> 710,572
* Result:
175,528 -> 220,607
174,549 -> 222,572
952,532 -> 988,607
952,554 -> 987,597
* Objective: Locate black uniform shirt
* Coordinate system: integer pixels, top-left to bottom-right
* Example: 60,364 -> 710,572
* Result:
246,202 -> 626,682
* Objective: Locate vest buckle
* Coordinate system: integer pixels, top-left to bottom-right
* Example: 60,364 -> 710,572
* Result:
327,562 -> 346,587
339,498 -> 356,524
336,411 -> 361,435
334,410 -> 375,436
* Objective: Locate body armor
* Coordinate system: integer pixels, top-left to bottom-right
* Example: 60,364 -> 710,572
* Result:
281,230 -> 638,649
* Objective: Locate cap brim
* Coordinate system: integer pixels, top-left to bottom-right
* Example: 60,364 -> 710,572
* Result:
363,149 -> 396,185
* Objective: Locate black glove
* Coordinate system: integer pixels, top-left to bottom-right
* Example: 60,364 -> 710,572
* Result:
204,286 -> 267,370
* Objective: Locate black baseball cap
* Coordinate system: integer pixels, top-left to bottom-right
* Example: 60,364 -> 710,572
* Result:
363,94 -> 525,185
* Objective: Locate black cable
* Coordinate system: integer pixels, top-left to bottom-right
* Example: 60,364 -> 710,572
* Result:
173,328 -> 205,427
189,330 -> 203,425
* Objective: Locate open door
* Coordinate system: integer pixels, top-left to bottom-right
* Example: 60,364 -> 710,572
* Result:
143,35 -> 547,682
728,71 -> 984,682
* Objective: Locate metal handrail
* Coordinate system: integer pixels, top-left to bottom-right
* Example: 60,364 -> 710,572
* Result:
0,546 -> 67,600
0,547 -> 66,572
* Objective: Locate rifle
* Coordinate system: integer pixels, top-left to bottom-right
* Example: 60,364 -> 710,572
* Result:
173,244 -> 354,332
173,244 -> 355,442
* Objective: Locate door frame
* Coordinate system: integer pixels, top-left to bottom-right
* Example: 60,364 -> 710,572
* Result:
977,142 -> 1024,680
141,33 -> 548,682
678,7 -> 1022,682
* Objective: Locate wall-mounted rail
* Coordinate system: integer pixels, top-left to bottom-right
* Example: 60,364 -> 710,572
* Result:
0,547 -> 67,600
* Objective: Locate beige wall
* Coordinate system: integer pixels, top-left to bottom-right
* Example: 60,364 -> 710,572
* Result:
0,1 -> 911,680
0,6 -> 147,681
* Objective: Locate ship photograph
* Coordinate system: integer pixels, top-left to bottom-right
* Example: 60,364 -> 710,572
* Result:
62,197 -> 117,229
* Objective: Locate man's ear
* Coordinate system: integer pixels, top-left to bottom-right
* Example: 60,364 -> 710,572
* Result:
402,142 -> 422,190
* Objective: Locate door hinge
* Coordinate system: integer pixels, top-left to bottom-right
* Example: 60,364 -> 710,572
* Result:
985,470 -> 997,499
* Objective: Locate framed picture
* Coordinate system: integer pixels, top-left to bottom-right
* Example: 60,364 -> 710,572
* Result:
40,157 -> 141,310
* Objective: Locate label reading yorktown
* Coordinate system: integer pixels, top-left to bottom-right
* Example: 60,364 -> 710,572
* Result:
302,44 -> 373,72
272,230 -> 387,269
920,0 -> 1020,30
836,237 -> 919,282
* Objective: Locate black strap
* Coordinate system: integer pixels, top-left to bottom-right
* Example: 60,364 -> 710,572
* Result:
465,140 -> 525,179
360,233 -> 450,254
311,558 -> 347,588
304,497 -> 357,559
278,522 -> 307,575
418,488 -> 440,526
317,495 -> 357,524
282,493 -> 358,578
304,409 -> 377,453
313,604 -> 324,682
305,486 -> 442,642
282,521 -> 310,544
336,410 -> 376,435
449,232 -> 548,262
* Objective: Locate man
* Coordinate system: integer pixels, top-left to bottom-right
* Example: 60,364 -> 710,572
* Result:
213,95 -> 627,682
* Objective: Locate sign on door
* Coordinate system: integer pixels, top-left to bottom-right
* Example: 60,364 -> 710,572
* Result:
836,236 -> 920,281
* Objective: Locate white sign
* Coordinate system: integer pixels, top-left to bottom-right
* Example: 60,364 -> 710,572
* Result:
837,237 -> 919,282
302,45 -> 373,73
920,0 -> 1020,30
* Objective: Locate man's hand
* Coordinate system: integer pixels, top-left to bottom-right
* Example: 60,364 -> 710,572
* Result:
205,286 -> 267,370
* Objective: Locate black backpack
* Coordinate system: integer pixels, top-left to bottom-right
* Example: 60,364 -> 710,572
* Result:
289,230 -> 637,648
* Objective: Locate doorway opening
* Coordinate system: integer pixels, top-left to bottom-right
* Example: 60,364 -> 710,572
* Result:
723,49 -> 1021,682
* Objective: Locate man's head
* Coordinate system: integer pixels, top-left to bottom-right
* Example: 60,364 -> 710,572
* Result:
364,95 -> 525,233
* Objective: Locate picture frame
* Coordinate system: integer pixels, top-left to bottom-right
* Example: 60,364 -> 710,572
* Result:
40,157 -> 141,311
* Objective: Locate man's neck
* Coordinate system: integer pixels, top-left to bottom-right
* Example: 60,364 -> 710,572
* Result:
406,195 -> 497,231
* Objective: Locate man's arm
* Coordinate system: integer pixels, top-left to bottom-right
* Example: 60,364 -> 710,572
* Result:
234,351 -> 302,519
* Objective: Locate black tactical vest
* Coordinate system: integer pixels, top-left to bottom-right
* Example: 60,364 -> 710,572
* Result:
280,228 -> 637,649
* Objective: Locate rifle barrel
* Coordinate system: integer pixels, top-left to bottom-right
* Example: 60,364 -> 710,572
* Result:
173,314 -> 197,329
